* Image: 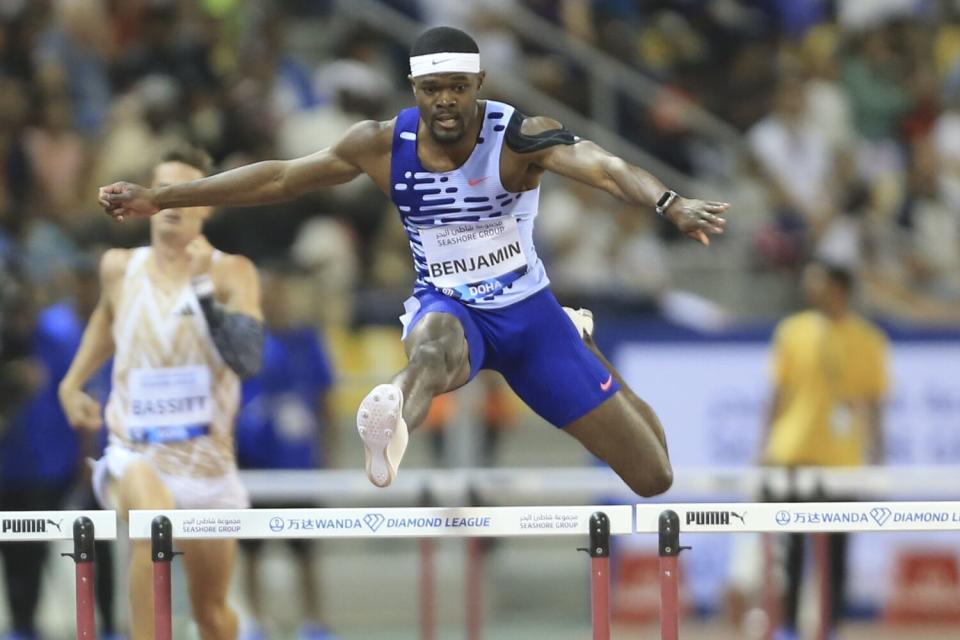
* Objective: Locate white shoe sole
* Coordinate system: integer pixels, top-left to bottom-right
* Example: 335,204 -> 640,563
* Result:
357,384 -> 408,488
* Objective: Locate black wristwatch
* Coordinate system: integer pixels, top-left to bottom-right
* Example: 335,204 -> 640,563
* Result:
655,190 -> 678,217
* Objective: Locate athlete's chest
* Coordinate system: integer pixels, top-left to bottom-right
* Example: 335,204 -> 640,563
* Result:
372,137 -> 534,197
116,270 -> 205,338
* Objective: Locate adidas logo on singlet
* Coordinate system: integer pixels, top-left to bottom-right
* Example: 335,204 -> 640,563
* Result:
174,304 -> 195,317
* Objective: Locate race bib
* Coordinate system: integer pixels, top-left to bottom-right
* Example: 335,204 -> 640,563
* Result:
419,218 -> 527,300
127,366 -> 213,430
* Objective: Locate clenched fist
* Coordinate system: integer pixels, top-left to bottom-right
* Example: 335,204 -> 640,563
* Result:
98,182 -> 160,221
59,388 -> 104,432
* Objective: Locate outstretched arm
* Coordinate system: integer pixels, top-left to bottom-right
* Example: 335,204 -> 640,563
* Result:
527,117 -> 730,245
99,120 -> 383,220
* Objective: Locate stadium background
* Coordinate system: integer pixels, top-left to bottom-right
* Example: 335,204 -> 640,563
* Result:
0,0 -> 958,638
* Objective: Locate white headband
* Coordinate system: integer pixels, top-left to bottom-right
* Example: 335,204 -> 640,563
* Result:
410,52 -> 480,77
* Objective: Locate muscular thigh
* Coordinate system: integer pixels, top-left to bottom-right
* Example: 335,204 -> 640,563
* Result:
113,459 -> 175,517
181,539 -> 237,606
404,311 -> 475,392
496,295 -> 617,427
564,391 -> 661,470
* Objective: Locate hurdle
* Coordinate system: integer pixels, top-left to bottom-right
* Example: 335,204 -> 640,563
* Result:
0,510 -> 116,639
637,501 -> 960,640
129,505 -> 632,640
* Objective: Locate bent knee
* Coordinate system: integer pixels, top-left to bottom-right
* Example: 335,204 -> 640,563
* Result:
192,601 -> 236,635
629,462 -> 674,498
410,335 -> 466,375
414,311 -> 465,341
408,313 -> 466,356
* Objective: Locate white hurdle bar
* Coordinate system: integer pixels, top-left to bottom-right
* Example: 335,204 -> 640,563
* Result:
130,506 -> 632,640
0,510 -> 116,640
636,501 -> 960,534
636,502 -> 960,640
0,510 -> 116,542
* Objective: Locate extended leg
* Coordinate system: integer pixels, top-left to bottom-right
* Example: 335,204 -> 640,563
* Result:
394,312 -> 472,430
290,539 -> 325,631
559,308 -> 672,496
782,533 -> 804,633
564,390 -> 673,497
829,532 -> 848,627
181,538 -> 239,640
583,330 -> 669,453
112,460 -> 176,640
564,307 -> 668,451
240,540 -> 266,631
357,312 -> 472,486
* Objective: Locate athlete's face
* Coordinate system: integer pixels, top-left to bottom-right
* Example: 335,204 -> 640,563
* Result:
411,71 -> 485,145
150,161 -> 211,245
802,263 -> 828,307
802,263 -> 846,311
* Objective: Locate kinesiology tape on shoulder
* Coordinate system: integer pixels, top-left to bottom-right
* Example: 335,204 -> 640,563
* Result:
192,277 -> 264,378
504,110 -> 581,153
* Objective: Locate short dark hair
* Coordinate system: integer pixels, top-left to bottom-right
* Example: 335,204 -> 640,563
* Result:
815,260 -> 854,293
410,26 -> 479,57
159,144 -> 213,177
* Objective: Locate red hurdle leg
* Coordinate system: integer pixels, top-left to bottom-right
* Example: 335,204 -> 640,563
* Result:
67,517 -> 97,639
466,538 -> 483,640
419,539 -> 435,640
152,516 -> 175,640
658,510 -> 684,640
588,512 -> 611,640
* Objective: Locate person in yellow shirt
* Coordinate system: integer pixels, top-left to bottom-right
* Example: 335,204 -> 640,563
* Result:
764,261 -> 888,640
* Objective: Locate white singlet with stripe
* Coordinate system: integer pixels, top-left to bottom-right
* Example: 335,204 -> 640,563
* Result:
103,247 -> 240,479
391,100 -> 549,307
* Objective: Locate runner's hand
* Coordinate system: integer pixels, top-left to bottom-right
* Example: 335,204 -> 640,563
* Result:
60,389 -> 104,432
665,198 -> 730,246
187,236 -> 214,278
98,182 -> 160,221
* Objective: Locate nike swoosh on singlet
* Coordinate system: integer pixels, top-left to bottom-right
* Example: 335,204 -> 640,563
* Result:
600,375 -> 613,392
468,177 -> 490,187
432,59 -> 451,65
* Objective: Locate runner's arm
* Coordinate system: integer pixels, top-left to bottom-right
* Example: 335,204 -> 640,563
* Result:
194,255 -> 264,378
99,120 -> 382,218
526,117 -> 729,245
58,251 -> 123,429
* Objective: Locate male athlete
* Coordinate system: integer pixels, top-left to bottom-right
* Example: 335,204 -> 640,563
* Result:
63,147 -> 263,640
99,27 -> 729,497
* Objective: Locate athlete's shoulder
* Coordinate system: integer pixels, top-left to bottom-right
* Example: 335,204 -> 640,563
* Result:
99,248 -> 133,285
335,119 -> 395,156
519,115 -> 565,136
775,311 -> 816,338
212,251 -> 258,283
504,109 -> 581,154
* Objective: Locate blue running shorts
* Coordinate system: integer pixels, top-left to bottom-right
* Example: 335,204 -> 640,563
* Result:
400,286 -> 620,427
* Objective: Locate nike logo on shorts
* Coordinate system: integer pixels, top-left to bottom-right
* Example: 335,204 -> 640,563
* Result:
600,374 -> 613,391
468,176 -> 490,187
